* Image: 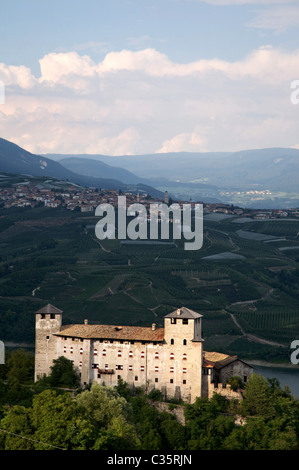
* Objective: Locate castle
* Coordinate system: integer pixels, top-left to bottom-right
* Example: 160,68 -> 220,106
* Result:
34,304 -> 253,403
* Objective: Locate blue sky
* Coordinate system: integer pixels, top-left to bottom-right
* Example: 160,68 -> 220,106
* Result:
1,0 -> 299,155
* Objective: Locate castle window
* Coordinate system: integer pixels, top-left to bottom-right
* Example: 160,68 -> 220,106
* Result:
118,350 -> 122,357
170,339 -> 174,345
80,348 -> 83,355
170,379 -> 173,384
183,339 -> 187,345
135,376 -> 138,381
170,367 -> 174,373
116,365 -> 123,370
155,366 -> 159,372
171,318 -> 176,324
41,314 -> 46,319
182,353 -> 187,360
140,366 -> 145,371
183,368 -> 187,374
154,352 -> 159,359
94,349 -> 97,356
70,347 -> 73,354
183,380 -> 186,385
155,378 -> 158,383
183,319 -> 188,325
129,351 -> 133,357
102,349 -> 106,356
63,346 -> 66,353
50,314 -> 55,319
79,361 -> 82,367
170,352 -> 174,360
129,365 -> 133,371
141,351 -> 145,358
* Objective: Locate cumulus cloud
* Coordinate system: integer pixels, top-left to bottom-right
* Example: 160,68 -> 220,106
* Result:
0,46 -> 299,155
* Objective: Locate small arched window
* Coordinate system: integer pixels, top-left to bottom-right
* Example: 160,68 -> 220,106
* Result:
170,338 -> 174,345
183,339 -> 187,345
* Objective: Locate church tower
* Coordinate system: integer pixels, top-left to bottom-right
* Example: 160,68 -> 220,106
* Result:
164,191 -> 169,204
34,304 -> 62,381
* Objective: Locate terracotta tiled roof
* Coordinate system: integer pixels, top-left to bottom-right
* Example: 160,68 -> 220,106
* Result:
203,351 -> 238,369
35,304 -> 63,314
55,324 -> 165,342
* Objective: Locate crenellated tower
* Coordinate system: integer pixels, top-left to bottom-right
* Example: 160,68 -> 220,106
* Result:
34,304 -> 62,381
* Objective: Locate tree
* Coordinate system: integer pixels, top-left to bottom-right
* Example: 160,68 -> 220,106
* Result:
31,389 -> 94,450
227,376 -> 244,391
48,356 -> 80,388
76,383 -> 140,450
0,405 -> 34,450
241,374 -> 275,417
6,349 -> 34,385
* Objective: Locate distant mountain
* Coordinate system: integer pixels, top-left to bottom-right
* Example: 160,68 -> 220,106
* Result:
46,147 -> 299,193
0,138 -> 163,198
59,157 -> 152,186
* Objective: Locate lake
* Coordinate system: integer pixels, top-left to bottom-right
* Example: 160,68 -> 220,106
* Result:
253,365 -> 299,399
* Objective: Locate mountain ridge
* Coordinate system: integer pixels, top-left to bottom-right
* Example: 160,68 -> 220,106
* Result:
0,138 -> 164,199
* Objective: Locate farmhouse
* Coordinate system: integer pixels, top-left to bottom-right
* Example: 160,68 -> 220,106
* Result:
34,304 -> 253,403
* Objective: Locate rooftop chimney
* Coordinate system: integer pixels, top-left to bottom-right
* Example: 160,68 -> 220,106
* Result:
176,309 -> 181,316
152,323 -> 156,331
84,319 -> 88,325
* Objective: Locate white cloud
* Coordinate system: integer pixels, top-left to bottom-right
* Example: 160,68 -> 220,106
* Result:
1,46 -> 299,155
0,64 -> 36,89
157,131 -> 208,153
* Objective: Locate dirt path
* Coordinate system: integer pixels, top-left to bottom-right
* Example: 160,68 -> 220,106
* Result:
229,312 -> 285,347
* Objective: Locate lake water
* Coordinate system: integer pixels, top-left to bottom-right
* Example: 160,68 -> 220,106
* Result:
253,365 -> 299,399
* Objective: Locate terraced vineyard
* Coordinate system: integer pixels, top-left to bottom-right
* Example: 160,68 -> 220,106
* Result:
0,205 -> 298,364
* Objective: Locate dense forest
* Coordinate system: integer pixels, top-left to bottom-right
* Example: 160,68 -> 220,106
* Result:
0,350 -> 298,451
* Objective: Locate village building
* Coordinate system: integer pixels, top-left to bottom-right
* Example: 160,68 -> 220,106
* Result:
34,304 -> 253,403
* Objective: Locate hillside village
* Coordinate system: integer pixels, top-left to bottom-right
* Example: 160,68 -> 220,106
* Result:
0,177 -> 299,220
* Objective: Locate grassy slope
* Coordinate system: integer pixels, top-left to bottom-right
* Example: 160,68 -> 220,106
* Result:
0,205 -> 298,363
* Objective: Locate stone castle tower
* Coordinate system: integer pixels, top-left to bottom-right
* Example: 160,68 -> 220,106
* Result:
34,304 -> 63,381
